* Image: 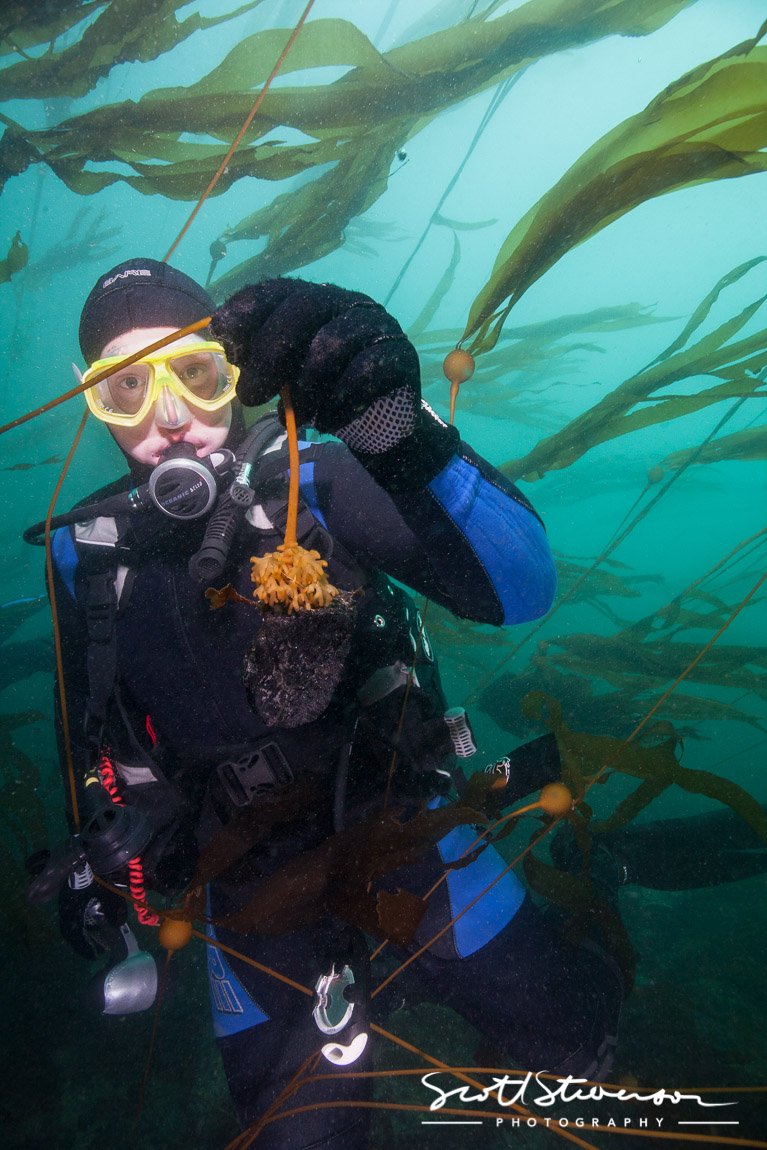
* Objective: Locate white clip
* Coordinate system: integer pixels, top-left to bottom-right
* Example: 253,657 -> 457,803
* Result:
321,1031 -> 369,1066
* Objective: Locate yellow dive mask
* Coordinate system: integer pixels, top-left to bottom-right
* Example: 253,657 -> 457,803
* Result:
80,340 -> 239,428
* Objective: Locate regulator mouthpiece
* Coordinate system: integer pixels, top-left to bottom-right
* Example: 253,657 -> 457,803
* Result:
147,443 -> 234,520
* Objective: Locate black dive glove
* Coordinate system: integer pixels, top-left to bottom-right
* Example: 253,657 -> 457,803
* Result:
211,278 -> 459,492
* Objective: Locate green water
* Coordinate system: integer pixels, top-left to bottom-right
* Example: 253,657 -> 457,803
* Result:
1,2 -> 765,1147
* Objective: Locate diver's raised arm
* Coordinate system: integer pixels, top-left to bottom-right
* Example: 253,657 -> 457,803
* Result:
211,277 -> 556,625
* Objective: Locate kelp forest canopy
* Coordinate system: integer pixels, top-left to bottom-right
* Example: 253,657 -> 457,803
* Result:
1,2 -> 766,1142
0,0 -> 738,293
1,0 -> 765,853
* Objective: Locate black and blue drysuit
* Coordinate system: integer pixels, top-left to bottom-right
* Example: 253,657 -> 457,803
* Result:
48,412 -> 635,1148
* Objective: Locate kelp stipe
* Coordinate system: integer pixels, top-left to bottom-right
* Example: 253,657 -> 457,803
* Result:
2,3 -> 766,1146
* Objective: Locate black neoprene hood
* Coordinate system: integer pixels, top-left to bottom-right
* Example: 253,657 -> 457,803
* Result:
79,257 -> 215,363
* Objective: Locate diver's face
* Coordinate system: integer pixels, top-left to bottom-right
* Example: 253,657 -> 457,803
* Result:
99,327 -> 233,467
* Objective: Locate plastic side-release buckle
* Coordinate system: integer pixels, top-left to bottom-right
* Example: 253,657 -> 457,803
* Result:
216,741 -> 293,808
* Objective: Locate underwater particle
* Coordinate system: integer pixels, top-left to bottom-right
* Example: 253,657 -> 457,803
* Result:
539,782 -> 573,816
158,915 -> 193,951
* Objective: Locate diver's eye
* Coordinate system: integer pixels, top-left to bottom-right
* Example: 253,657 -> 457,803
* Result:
171,352 -> 220,398
117,374 -> 144,392
174,358 -> 204,382
105,363 -> 150,415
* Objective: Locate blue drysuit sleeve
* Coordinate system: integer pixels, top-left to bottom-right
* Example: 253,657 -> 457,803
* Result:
310,440 -> 556,626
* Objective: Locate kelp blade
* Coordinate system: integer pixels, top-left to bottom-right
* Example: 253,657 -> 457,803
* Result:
462,22 -> 767,353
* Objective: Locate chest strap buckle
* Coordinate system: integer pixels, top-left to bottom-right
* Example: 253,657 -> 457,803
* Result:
216,742 -> 293,808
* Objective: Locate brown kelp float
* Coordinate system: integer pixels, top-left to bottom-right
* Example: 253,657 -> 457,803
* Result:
442,347 -> 475,425
520,690 -> 767,843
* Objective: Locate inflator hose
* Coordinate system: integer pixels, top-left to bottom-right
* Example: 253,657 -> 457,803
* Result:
22,492 -> 142,546
187,414 -> 282,584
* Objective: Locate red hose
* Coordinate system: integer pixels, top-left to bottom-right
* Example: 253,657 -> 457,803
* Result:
97,750 -> 159,927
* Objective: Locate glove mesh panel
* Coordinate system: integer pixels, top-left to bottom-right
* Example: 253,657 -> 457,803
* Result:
336,386 -> 417,454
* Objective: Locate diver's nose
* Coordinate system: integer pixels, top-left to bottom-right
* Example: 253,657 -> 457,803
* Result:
154,384 -> 192,430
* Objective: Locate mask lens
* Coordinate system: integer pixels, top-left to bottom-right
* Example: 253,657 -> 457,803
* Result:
169,351 -> 232,402
101,363 -> 151,416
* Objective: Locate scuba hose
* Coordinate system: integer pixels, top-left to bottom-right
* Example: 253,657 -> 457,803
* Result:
187,415 -> 283,583
23,442 -> 237,544
23,417 -> 282,584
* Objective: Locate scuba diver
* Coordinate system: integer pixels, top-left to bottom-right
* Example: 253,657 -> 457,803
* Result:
26,259 -> 765,1148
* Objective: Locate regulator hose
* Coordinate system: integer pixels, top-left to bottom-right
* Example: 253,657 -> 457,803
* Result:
187,414 -> 282,584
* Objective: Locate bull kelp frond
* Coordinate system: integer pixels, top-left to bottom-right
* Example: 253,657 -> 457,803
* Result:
462,20 -> 767,354
660,424 -> 767,471
521,690 -> 767,845
417,303 -> 678,427
0,0 -> 697,291
0,0 -> 267,100
0,231 -> 28,285
500,258 -> 767,481
0,0 -> 103,61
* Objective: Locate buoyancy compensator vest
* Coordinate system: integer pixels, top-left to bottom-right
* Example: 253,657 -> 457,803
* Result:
35,415 -> 457,876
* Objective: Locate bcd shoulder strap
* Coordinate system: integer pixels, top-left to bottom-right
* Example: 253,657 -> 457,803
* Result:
81,547 -> 120,756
